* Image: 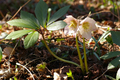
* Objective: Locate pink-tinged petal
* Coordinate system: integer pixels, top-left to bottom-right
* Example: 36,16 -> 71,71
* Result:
80,17 -> 97,31
80,29 -> 92,39
64,25 -> 77,37
79,17 -> 97,39
63,15 -> 79,37
64,15 -> 75,23
64,24 -> 70,35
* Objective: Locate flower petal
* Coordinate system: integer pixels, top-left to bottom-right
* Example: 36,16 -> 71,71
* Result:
80,17 -> 97,31
64,15 -> 75,23
64,24 -> 69,35
82,31 -> 92,39
79,17 -> 97,39
63,15 -> 79,37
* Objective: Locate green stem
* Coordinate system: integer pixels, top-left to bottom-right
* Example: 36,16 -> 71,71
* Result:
41,31 -> 80,68
83,38 -> 88,73
75,36 -> 84,74
47,8 -> 51,23
72,76 -> 75,80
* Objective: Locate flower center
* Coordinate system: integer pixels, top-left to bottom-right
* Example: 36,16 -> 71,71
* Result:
82,22 -> 89,30
68,20 -> 77,30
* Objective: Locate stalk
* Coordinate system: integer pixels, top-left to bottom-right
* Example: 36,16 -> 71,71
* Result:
75,36 -> 84,74
83,38 -> 88,72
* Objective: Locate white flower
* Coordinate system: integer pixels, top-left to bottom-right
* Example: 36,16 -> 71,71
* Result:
79,17 -> 97,39
64,15 -> 79,37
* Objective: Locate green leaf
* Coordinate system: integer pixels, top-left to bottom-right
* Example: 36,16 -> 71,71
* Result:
111,31 -> 120,46
0,47 -> 2,62
56,38 -> 64,42
47,6 -> 70,25
14,76 -> 17,80
100,51 -> 120,60
92,37 -> 100,55
24,31 -> 39,49
107,57 -> 120,70
35,0 -> 48,27
116,68 -> 120,80
98,31 -> 110,44
7,19 -> 37,29
105,36 -> 113,45
20,11 -> 39,28
47,21 -> 67,31
105,75 -> 116,80
66,69 -> 73,77
93,52 -> 100,60
5,30 -> 33,40
36,62 -> 46,69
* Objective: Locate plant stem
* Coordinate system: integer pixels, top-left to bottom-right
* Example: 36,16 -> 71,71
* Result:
47,8 -> 51,23
83,38 -> 88,73
75,36 -> 84,74
72,76 -> 75,80
40,30 -> 81,68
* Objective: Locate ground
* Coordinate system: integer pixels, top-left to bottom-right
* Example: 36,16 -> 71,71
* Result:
0,0 -> 120,80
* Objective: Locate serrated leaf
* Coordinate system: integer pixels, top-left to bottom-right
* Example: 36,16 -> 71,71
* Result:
0,47 -> 2,62
24,31 -> 39,49
20,11 -> 39,28
107,57 -> 120,70
116,68 -> 120,80
47,21 -> 67,31
35,0 -> 48,27
7,19 -> 37,29
47,6 -> 70,25
100,51 -> 120,60
5,30 -> 33,40
111,31 -> 120,46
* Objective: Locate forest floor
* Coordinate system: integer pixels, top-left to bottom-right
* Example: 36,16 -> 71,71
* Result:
0,0 -> 120,80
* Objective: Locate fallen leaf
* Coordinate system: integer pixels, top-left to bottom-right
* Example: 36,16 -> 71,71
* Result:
53,72 -> 68,80
3,47 -> 15,56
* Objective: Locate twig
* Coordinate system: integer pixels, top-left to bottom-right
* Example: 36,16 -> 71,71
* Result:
8,39 -> 20,72
10,0 -> 31,20
88,63 -> 98,70
16,62 -> 35,80
78,10 -> 120,21
94,70 -> 108,80
0,10 -> 4,18
25,58 -> 40,66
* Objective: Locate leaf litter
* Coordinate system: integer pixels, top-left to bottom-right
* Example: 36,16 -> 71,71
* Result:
0,0 -> 120,80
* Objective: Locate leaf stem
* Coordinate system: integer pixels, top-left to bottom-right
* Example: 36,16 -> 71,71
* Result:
39,30 -> 81,68
83,38 -> 88,72
75,36 -> 84,74
47,8 -> 51,23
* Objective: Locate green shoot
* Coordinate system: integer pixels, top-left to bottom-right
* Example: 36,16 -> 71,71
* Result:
66,69 -> 74,80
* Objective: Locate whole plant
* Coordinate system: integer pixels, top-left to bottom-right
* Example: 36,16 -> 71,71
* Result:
6,0 -> 80,69
6,0 -> 97,75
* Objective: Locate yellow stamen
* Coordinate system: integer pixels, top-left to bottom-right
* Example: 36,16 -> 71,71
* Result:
82,22 -> 89,30
68,20 -> 77,30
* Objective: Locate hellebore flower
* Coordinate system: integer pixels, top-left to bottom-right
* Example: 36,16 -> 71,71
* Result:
79,17 -> 97,39
64,15 -> 79,37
